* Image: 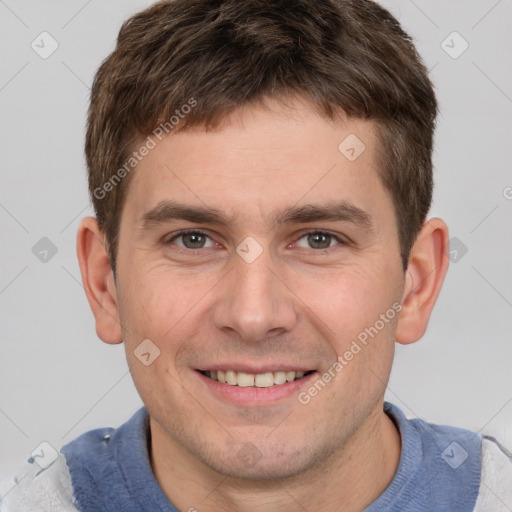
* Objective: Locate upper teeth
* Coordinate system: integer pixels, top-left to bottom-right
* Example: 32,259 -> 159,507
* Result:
207,370 -> 306,387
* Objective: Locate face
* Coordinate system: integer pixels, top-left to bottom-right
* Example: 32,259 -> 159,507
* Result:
114,96 -> 406,479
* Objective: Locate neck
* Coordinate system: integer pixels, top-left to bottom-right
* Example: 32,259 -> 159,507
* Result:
150,404 -> 401,512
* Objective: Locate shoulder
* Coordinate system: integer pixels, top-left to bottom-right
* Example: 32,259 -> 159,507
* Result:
372,403 -> 483,511
474,436 -> 512,511
1,409 -> 149,512
385,401 -> 483,473
60,407 -> 148,482
0,454 -> 78,512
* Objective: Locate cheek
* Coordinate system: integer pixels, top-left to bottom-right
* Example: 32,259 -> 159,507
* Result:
116,263 -> 221,376
295,261 -> 399,338
117,262 -> 194,334
293,262 -> 400,395
118,269 -> 199,412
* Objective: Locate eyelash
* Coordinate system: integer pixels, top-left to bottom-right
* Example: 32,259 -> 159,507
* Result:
163,229 -> 349,254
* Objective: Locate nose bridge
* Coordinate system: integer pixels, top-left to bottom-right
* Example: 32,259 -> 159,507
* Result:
212,241 -> 297,342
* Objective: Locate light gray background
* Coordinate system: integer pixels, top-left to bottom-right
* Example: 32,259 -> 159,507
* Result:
1,0 -> 511,493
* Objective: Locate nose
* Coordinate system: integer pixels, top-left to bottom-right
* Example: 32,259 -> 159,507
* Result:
212,244 -> 298,344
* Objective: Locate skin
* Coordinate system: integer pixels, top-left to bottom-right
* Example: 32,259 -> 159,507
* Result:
77,95 -> 449,511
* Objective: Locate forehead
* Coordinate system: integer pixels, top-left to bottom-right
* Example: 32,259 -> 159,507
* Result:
122,97 -> 393,232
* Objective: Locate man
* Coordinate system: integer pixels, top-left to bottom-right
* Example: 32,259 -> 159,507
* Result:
3,0 -> 511,510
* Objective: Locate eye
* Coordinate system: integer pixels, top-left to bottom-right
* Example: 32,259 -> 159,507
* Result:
294,230 -> 347,250
164,229 -> 348,253
166,230 -> 216,250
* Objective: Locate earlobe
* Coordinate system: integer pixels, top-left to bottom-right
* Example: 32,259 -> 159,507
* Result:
395,218 -> 450,345
76,217 -> 123,344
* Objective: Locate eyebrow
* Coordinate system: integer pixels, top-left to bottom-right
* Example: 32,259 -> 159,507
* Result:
140,200 -> 373,232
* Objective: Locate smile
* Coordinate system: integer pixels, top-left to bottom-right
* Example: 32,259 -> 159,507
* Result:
198,370 -> 314,388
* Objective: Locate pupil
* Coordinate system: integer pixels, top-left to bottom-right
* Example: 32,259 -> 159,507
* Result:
181,233 -> 331,250
310,233 -> 330,249
184,233 -> 204,248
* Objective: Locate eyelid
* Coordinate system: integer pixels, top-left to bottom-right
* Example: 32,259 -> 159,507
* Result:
292,229 -> 350,248
164,229 -> 217,249
164,228 -> 350,251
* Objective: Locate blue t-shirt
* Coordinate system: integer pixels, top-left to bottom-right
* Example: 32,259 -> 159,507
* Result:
61,402 -> 482,511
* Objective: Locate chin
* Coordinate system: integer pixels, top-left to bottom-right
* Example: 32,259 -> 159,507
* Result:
191,434 -> 334,482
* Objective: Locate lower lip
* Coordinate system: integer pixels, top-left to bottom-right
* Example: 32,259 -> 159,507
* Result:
195,371 -> 318,406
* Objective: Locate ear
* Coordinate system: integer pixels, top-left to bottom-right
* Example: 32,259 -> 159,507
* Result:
76,217 -> 122,344
395,217 -> 449,345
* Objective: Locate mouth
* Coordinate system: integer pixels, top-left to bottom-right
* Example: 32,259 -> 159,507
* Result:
197,369 -> 315,388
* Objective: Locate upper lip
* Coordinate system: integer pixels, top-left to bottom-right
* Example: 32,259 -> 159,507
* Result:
197,364 -> 315,374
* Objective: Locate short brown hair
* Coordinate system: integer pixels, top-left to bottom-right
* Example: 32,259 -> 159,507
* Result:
86,0 -> 437,274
